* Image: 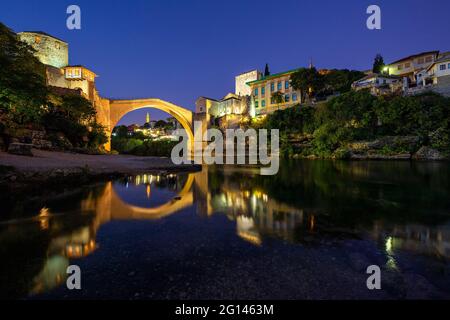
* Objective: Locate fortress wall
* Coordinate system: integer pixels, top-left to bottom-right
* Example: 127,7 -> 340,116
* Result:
18,32 -> 69,68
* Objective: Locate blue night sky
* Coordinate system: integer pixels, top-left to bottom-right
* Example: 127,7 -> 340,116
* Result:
1,0 -> 450,124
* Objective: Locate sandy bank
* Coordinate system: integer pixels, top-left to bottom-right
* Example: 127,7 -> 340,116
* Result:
0,150 -> 201,192
0,149 -> 199,174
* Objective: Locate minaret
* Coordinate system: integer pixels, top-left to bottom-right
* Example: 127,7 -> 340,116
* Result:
146,112 -> 150,124
308,57 -> 314,69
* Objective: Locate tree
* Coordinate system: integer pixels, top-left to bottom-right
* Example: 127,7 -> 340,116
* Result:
154,120 -> 167,128
264,63 -> 270,77
271,91 -> 284,110
42,94 -> 99,147
0,22 -> 48,124
321,69 -> 366,95
290,68 -> 324,102
372,54 -> 385,74
113,125 -> 129,138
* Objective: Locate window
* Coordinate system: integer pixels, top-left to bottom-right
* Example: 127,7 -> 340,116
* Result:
285,81 -> 289,89
277,81 -> 282,90
405,62 -> 411,68
398,64 -> 403,70
440,64 -> 447,71
292,93 -> 298,101
254,88 -> 258,96
448,63 -> 450,69
425,56 -> 433,63
255,100 -> 259,108
285,94 -> 290,102
418,58 -> 425,64
261,100 -> 266,107
261,87 -> 265,95
270,83 -> 275,92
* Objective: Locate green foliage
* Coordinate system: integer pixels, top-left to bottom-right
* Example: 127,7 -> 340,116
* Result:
290,68 -> 365,101
372,54 -> 385,73
0,22 -> 48,124
132,139 -> 178,157
316,90 -> 378,140
271,91 -> 284,109
42,94 -> 100,147
261,90 -> 450,157
87,122 -> 108,148
290,67 -> 323,101
320,69 -> 366,96
112,136 -> 177,157
266,105 -> 315,134
264,63 -> 270,76
375,92 -> 450,139
155,120 -> 168,128
112,125 -> 128,138
111,138 -> 143,154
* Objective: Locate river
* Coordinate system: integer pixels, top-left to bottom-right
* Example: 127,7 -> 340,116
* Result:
1,160 -> 449,299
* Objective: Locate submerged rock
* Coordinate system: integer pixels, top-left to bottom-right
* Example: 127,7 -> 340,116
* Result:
413,146 -> 446,160
7,143 -> 33,156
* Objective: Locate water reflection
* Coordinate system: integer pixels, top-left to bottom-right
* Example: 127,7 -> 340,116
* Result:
0,160 -> 449,298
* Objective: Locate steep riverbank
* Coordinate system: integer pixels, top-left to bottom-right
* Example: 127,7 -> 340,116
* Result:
0,149 -> 201,192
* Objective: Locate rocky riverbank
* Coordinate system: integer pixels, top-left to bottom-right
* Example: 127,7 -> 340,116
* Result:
289,135 -> 449,160
0,149 -> 201,193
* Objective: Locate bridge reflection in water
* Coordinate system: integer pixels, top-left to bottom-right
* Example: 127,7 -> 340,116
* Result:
5,165 -> 449,297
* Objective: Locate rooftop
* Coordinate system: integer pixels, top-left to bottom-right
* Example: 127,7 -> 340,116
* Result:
246,68 -> 303,86
389,51 -> 439,65
197,96 -> 218,102
426,55 -> 450,71
236,69 -> 261,76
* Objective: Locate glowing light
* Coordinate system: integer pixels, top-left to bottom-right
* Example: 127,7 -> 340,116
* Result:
385,236 -> 398,270
309,215 -> 315,231
385,236 -> 393,254
38,207 -> 50,230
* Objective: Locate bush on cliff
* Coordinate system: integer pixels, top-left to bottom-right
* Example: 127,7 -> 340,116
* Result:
261,90 -> 450,158
42,93 -> 107,148
0,23 -> 48,125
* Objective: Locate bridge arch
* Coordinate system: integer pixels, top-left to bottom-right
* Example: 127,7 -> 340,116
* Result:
93,173 -> 196,221
107,98 -> 194,152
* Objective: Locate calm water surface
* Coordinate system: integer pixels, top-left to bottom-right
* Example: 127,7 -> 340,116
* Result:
1,160 -> 450,299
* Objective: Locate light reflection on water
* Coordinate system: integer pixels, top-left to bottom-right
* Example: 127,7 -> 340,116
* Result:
0,160 -> 450,299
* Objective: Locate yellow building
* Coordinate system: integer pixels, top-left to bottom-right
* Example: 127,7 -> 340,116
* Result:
246,68 -> 302,116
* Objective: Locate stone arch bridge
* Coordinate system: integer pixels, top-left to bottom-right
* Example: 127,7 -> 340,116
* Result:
96,98 -> 206,152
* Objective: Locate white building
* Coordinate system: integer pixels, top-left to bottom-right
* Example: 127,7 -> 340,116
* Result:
351,73 -> 402,95
427,54 -> 450,85
235,70 -> 262,96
